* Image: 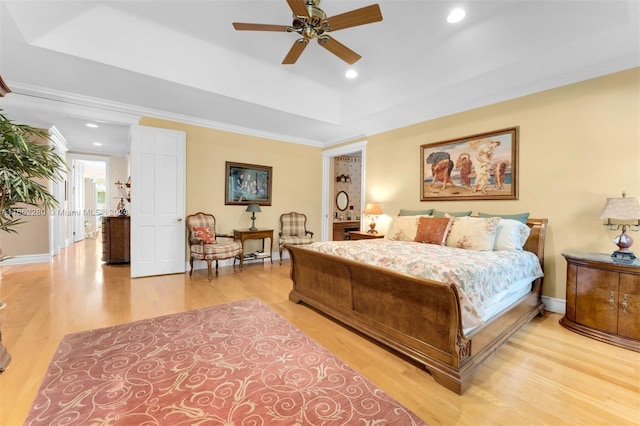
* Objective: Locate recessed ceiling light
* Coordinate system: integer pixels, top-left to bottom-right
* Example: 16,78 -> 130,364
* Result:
447,8 -> 466,23
92,142 -> 102,146
86,123 -> 98,128
345,69 -> 358,79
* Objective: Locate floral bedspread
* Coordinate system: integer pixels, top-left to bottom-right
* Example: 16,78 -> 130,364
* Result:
303,240 -> 544,328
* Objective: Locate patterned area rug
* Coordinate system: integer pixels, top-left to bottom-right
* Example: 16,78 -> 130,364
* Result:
25,298 -> 426,425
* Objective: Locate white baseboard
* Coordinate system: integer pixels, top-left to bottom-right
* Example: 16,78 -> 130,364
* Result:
0,253 -> 52,265
542,295 -> 565,315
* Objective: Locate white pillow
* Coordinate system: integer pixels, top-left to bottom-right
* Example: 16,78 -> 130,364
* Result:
445,216 -> 500,251
385,215 -> 430,241
493,219 -> 531,251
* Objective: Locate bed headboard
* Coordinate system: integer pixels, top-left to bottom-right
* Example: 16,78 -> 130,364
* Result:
523,218 -> 548,268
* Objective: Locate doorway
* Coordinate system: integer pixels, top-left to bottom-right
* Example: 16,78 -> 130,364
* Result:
67,154 -> 110,244
321,141 -> 367,241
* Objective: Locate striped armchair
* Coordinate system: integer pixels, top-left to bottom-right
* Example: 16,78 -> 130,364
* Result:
186,212 -> 243,281
279,212 -> 314,264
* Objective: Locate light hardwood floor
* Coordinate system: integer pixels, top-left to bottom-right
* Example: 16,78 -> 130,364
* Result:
1,236 -> 639,425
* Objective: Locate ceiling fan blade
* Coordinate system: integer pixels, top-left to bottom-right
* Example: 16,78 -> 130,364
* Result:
323,4 -> 383,32
233,23 -> 290,31
287,0 -> 309,18
282,38 -> 309,64
317,35 -> 361,65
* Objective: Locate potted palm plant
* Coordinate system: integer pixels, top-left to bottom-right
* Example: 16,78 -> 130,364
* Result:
0,108 -> 67,372
0,109 -> 66,235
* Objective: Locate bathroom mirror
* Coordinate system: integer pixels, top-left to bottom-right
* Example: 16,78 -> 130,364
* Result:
336,191 -> 349,211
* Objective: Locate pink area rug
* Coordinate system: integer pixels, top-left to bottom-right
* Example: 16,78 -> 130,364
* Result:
25,298 -> 426,425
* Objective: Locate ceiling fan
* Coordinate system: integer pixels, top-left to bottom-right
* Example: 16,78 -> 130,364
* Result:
232,0 -> 383,65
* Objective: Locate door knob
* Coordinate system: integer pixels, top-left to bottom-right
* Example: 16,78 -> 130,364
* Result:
177,217 -> 183,222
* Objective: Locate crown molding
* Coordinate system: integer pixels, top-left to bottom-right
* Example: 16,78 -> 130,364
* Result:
4,56 -> 637,151
4,82 -> 327,148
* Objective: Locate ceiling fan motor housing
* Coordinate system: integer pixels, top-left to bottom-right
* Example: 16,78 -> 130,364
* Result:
292,3 -> 326,38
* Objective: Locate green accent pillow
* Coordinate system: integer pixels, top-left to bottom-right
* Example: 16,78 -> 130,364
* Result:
478,212 -> 530,224
432,209 -> 472,218
398,209 -> 434,216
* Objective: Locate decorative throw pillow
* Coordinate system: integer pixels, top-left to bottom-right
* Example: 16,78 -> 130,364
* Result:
193,226 -> 215,244
493,219 -> 531,250
478,211 -> 530,224
385,216 -> 422,241
433,209 -> 473,218
414,217 -> 453,245
445,216 -> 500,251
398,208 -> 434,216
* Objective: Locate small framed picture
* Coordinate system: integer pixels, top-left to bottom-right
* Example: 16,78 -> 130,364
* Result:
225,162 -> 272,206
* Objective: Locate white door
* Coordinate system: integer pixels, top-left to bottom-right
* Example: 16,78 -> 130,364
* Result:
130,125 -> 186,278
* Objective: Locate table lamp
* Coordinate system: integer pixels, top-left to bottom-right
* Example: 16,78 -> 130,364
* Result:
114,181 -> 130,216
363,202 -> 383,233
599,191 -> 640,263
246,203 -> 262,231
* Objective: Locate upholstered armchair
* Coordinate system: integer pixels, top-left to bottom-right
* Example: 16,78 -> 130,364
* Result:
186,212 -> 243,281
279,212 -> 314,264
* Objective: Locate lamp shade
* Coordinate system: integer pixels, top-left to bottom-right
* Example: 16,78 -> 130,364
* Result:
363,202 -> 383,215
245,203 -> 262,213
598,196 -> 640,220
116,187 -> 129,199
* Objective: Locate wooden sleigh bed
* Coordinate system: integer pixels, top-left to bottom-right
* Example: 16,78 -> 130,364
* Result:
286,218 -> 548,394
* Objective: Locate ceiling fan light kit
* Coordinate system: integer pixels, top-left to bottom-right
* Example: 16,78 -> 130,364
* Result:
232,0 -> 383,65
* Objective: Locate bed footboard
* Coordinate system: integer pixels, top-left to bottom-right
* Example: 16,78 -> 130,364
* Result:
287,218 -> 547,394
287,245 -> 476,393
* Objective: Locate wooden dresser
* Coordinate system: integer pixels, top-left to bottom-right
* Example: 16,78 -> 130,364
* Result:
102,216 -> 130,264
332,221 -> 360,241
561,252 -> 640,351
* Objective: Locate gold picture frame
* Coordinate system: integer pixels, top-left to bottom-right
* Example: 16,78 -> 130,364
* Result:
420,127 -> 519,201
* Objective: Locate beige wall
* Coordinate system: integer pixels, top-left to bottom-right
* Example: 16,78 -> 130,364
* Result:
361,68 -> 639,299
0,206 -> 49,257
0,130 -> 52,257
5,68 -> 637,303
138,118 -> 323,253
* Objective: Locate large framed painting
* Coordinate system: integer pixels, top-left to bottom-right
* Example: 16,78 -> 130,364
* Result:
225,161 -> 272,206
420,127 -> 519,201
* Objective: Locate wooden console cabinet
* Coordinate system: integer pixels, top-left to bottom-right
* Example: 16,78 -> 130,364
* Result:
332,221 -> 360,241
102,216 -> 130,264
561,252 -> 640,351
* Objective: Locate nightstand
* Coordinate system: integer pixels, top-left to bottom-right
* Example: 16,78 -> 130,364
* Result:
349,231 -> 384,240
561,252 -> 640,352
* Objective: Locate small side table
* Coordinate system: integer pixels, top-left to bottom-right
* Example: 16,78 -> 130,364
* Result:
233,229 -> 274,270
349,231 -> 385,240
